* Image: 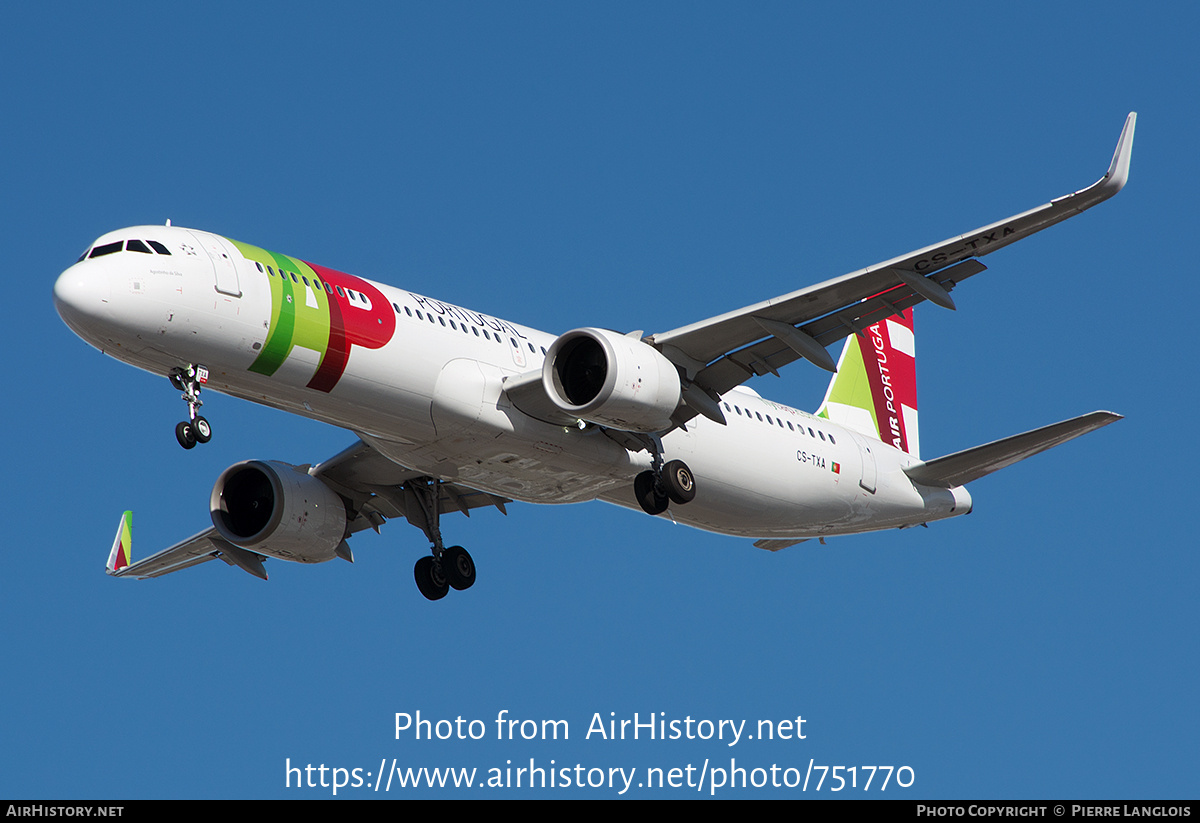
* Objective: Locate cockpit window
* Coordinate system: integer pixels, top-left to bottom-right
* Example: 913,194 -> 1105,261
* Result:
89,241 -> 123,259
84,238 -> 172,260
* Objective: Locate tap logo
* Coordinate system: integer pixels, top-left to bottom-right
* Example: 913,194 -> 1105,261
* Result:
228,238 -> 396,393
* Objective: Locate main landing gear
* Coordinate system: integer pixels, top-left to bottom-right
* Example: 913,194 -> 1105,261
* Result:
170,364 -> 213,450
634,458 -> 696,516
407,478 -> 477,601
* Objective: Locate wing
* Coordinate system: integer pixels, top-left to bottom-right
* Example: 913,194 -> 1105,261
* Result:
649,113 -> 1135,414
105,441 -> 512,580
312,439 -> 512,528
106,512 -> 232,579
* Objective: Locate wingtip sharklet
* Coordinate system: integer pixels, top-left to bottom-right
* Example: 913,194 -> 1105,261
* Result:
106,510 -> 133,575
1099,111 -> 1136,195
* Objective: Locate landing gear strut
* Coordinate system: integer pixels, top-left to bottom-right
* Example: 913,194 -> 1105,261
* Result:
633,441 -> 697,516
170,364 -> 213,450
406,478 -> 476,601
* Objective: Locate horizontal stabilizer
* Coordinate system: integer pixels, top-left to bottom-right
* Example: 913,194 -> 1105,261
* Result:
903,411 -> 1122,488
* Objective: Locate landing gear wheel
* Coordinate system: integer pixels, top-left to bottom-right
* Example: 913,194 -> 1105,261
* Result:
414,556 -> 449,601
662,460 -> 696,505
444,546 -> 476,590
175,421 -> 197,450
634,470 -> 669,515
192,416 -> 213,444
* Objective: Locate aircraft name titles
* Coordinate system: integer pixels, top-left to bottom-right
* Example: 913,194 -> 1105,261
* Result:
408,293 -> 529,341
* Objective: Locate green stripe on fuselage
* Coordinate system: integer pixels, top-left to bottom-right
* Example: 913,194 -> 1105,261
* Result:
228,239 -> 331,377
284,256 -> 332,364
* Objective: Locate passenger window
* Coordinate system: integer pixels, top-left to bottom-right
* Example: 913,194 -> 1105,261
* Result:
255,261 -> 264,273
336,286 -> 345,297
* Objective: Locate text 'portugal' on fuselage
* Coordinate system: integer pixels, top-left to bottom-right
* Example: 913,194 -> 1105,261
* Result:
55,113 -> 1135,601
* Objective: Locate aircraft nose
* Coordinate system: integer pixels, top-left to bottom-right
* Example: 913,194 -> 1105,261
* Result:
53,262 -> 112,332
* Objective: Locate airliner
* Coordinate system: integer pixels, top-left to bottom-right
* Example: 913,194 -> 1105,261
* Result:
54,114 -> 1135,600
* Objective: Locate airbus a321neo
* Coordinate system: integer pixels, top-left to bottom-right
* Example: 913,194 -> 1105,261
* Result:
54,114 -> 1136,600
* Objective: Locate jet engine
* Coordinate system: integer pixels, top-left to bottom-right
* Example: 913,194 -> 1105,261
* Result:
209,460 -> 348,564
542,328 -> 682,432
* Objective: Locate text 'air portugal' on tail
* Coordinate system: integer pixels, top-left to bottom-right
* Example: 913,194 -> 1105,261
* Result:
817,307 -> 919,458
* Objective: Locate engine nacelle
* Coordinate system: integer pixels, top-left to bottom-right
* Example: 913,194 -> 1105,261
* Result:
209,460 -> 348,564
542,328 -> 682,433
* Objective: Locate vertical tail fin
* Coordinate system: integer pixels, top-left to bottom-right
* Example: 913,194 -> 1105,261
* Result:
107,511 -> 132,574
816,307 -> 920,457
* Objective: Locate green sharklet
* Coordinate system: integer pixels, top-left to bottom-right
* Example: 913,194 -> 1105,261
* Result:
229,239 -> 332,377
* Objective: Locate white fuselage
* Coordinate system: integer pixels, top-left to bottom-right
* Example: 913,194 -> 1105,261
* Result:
54,225 -> 970,541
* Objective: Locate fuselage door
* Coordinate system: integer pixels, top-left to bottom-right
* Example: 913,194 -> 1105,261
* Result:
187,230 -> 242,298
848,430 -> 878,494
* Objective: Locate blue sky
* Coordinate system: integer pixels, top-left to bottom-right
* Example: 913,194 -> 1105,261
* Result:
2,2 -> 1196,799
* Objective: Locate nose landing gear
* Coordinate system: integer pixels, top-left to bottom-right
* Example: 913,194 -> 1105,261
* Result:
170,364 -> 213,450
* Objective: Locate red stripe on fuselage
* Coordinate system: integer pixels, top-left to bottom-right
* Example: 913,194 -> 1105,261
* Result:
303,261 -> 397,392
